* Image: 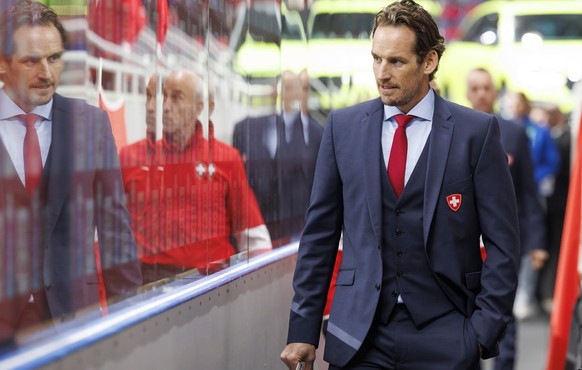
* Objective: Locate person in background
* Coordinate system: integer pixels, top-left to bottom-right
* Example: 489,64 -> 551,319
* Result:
505,91 -> 559,320
280,1 -> 519,369
132,69 -> 270,283
0,0 -> 142,345
233,70 -> 323,246
466,67 -> 548,370
538,104 -> 571,313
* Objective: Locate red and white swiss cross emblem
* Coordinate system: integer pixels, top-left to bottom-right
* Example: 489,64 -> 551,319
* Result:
446,194 -> 462,212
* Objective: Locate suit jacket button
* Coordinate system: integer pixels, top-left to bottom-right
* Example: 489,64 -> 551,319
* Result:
397,249 -> 403,256
395,229 -> 402,236
375,283 -> 381,291
45,282 -> 52,291
392,290 -> 399,297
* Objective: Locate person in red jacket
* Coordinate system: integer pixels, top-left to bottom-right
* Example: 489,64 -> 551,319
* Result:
120,70 -> 271,284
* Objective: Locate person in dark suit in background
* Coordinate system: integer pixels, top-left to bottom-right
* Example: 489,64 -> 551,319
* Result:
0,0 -> 142,345
280,1 -> 519,369
466,67 -> 547,370
505,91 -> 558,320
538,104 -> 571,313
233,70 -> 323,246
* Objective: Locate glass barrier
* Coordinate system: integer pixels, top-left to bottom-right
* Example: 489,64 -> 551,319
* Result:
0,0 -> 331,355
0,0 -> 444,359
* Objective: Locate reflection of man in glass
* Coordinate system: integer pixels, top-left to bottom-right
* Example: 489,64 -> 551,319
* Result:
135,70 -> 270,283
233,70 -> 324,246
0,0 -> 142,344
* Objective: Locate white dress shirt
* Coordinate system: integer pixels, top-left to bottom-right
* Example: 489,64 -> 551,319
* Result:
382,88 -> 435,186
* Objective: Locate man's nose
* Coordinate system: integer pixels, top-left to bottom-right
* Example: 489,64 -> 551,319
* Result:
147,99 -> 156,112
377,62 -> 391,80
37,59 -> 51,79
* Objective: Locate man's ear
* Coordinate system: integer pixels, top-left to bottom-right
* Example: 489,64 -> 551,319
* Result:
423,50 -> 438,77
0,57 -> 8,75
208,99 -> 215,117
195,99 -> 204,117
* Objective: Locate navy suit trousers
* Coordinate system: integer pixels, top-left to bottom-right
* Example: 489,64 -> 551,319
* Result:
329,305 -> 481,370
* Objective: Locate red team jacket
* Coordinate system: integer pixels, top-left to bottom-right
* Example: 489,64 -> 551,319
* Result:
119,122 -> 265,270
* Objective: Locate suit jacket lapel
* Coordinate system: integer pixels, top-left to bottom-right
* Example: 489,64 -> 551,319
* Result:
361,98 -> 385,246
0,137 -> 27,200
423,95 -> 453,246
44,94 -> 74,237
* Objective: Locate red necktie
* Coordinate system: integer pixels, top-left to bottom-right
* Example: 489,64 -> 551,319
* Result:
388,114 -> 415,197
22,114 -> 42,196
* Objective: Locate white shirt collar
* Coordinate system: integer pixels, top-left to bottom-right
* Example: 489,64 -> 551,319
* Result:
0,88 -> 53,121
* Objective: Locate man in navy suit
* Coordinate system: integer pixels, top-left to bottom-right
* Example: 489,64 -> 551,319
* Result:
233,70 -> 324,245
466,67 -> 548,370
0,0 -> 142,344
280,1 -> 519,369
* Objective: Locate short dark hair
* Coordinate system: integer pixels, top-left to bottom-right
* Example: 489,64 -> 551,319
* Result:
0,0 -> 67,57
372,0 -> 445,80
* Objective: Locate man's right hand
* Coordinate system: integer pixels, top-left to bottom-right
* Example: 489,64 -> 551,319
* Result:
280,342 -> 316,370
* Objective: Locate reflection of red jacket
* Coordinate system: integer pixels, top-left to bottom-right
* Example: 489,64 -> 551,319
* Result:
119,123 -> 265,270
88,0 -> 146,45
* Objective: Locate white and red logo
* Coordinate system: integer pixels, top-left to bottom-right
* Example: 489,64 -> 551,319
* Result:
446,194 -> 462,212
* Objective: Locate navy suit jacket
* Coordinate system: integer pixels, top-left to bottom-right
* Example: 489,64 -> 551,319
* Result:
287,96 -> 520,365
0,94 -> 142,333
233,113 -> 323,242
497,116 -> 546,253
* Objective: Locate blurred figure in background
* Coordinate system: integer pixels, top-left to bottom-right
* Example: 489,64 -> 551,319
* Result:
466,68 -> 547,370
233,70 -> 323,246
537,104 -> 571,313
505,91 -> 558,320
0,0 -> 142,345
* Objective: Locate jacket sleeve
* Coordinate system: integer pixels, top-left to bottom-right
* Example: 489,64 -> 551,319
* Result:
287,111 -> 343,346
470,116 -> 520,358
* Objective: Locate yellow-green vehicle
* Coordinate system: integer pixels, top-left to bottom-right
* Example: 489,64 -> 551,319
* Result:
306,0 -> 441,112
40,0 -> 86,16
230,2 -> 307,83
438,1 -> 582,113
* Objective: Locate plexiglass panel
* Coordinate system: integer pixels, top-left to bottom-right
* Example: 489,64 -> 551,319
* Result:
0,0 -> 334,357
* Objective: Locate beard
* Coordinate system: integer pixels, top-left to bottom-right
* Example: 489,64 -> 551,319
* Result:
378,78 -> 423,109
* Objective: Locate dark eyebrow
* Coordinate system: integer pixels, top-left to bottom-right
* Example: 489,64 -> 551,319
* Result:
49,51 -> 64,59
19,51 -> 64,63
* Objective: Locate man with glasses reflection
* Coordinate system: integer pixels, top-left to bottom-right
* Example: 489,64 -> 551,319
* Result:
128,70 -> 271,283
0,0 -> 142,346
